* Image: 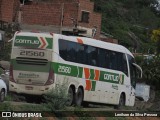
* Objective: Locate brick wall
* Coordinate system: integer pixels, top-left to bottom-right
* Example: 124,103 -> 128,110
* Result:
63,3 -> 78,27
38,0 -> 78,3
100,38 -> 118,44
0,0 -> 101,39
0,0 -> 14,22
19,0 -> 101,38
21,2 -> 78,27
22,3 -> 61,25
0,0 -> 20,23
78,0 -> 101,39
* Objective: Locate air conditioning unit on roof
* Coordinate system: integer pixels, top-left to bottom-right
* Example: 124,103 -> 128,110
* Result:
77,26 -> 93,38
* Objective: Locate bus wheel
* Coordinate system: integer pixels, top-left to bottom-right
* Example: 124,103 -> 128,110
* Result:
67,87 -> 74,106
114,93 -> 125,109
82,101 -> 89,107
75,88 -> 83,106
0,89 -> 5,102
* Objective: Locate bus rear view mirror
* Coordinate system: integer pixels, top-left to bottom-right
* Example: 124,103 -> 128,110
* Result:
132,63 -> 142,79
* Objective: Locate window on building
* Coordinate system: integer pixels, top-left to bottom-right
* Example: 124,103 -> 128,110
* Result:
20,0 -> 32,5
81,11 -> 90,23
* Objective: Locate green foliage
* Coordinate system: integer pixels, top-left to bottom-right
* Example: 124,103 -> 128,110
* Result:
19,104 -> 49,111
92,0 -> 160,53
136,55 -> 160,89
0,43 -> 11,61
107,117 -> 126,120
0,68 -> 3,75
43,84 -> 69,111
151,29 -> 160,54
0,102 -> 14,111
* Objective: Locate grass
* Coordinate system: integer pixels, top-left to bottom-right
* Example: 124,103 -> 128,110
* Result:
0,102 -> 14,111
107,117 -> 126,120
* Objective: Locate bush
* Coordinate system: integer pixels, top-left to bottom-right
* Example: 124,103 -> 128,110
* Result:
43,84 -> 69,111
141,56 -> 160,89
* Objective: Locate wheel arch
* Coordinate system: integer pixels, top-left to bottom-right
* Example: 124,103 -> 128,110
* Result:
1,88 -> 6,94
119,91 -> 126,105
68,84 -> 76,94
78,85 -> 84,95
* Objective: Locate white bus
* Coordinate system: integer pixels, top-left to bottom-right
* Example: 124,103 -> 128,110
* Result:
9,31 -> 142,107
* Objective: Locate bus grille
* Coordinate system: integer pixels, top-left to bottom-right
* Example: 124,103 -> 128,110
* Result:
16,57 -> 48,65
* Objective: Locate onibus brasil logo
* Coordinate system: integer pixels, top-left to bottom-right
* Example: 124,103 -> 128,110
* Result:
14,36 -> 53,49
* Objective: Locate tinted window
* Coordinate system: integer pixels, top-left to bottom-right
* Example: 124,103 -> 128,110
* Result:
110,51 -> 118,70
98,48 -> 107,68
77,44 -> 86,64
59,39 -> 128,75
86,46 -> 98,66
59,39 -> 68,60
67,42 -> 77,62
122,54 -> 128,76
59,39 -> 77,62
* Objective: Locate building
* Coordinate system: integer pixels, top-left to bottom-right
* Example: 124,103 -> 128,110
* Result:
0,0 -> 102,39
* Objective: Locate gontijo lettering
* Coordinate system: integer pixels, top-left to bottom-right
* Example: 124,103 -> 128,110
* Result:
15,39 -> 39,44
14,36 -> 53,49
104,74 -> 119,82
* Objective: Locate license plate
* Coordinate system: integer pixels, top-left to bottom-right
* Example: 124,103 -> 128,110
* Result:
25,86 -> 33,90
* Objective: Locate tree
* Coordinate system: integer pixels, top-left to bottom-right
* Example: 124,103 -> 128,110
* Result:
151,29 -> 160,54
91,0 -> 159,53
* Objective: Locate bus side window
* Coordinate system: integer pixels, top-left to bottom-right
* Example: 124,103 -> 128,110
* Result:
59,39 -> 68,60
86,46 -> 98,66
110,51 -> 117,70
122,54 -> 128,76
77,44 -> 86,64
106,50 -> 110,69
59,39 -> 77,62
67,42 -> 77,62
98,48 -> 107,68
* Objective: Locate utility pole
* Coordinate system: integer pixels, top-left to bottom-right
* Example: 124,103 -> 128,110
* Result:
60,3 -> 64,34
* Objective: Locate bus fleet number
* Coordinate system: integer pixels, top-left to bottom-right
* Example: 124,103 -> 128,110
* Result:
58,66 -> 71,74
20,50 -> 44,57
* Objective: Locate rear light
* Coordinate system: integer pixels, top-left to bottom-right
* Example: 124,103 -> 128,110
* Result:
9,65 -> 16,83
50,32 -> 54,36
45,69 -> 55,85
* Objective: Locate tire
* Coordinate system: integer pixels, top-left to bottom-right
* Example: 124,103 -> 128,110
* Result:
75,88 -> 83,106
25,95 -> 42,103
114,94 -> 125,109
66,87 -> 74,106
0,89 -> 5,102
82,101 -> 89,107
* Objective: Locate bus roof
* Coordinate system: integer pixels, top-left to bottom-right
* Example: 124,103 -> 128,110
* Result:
14,31 -> 133,57
60,34 -> 133,57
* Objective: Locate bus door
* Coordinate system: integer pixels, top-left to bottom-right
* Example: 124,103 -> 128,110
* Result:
127,54 -> 137,106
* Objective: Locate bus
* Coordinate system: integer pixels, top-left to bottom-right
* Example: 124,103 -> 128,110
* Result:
9,31 -> 142,107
